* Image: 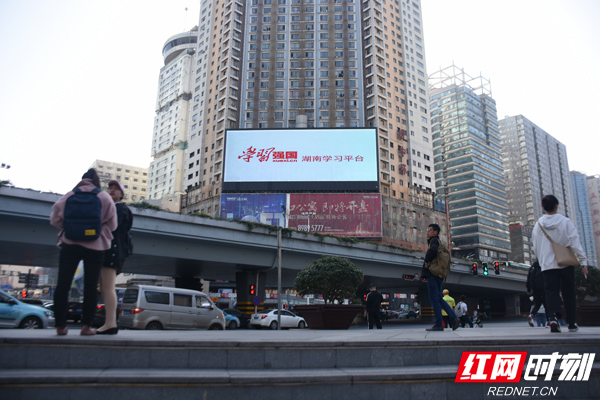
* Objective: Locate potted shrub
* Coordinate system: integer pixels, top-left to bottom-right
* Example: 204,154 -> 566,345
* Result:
575,266 -> 600,326
293,255 -> 364,329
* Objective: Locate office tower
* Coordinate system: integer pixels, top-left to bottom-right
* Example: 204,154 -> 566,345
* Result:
587,175 -> 600,267
428,65 -> 511,262
571,172 -> 597,267
499,115 -> 574,263
146,28 -> 198,203
179,0 -> 434,215
90,160 -> 148,203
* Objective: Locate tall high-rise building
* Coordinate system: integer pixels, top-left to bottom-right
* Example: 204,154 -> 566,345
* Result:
571,171 -> 597,267
147,28 -> 198,202
587,175 -> 600,267
428,65 -> 510,262
499,115 -> 574,263
177,0 -> 435,213
150,1 -> 445,248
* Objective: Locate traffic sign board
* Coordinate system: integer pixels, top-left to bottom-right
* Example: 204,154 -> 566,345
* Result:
252,296 -> 261,306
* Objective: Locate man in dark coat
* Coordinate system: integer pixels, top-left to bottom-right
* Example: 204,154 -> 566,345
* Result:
526,260 -> 546,327
365,284 -> 383,329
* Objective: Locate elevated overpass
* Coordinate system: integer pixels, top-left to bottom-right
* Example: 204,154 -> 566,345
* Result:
0,187 -> 529,314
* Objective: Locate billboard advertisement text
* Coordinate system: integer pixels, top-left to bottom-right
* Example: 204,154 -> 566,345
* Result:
222,128 -> 379,192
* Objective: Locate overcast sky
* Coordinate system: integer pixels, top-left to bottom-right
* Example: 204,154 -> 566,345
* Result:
0,0 -> 598,194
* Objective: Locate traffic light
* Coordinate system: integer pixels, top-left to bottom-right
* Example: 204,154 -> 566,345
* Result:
249,284 -> 256,296
22,290 -> 27,298
472,263 -> 478,276
494,261 -> 500,275
482,262 -> 489,276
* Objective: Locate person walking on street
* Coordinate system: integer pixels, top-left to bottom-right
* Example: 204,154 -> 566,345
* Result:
50,169 -> 117,336
442,289 -> 455,329
532,194 -> 588,333
421,224 -> 460,331
97,180 -> 133,335
365,284 -> 383,329
526,260 -> 546,327
456,295 -> 474,328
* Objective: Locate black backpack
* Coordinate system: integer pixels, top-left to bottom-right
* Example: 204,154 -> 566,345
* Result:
63,188 -> 102,241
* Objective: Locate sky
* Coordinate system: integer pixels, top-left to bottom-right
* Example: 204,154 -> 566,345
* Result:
0,0 -> 598,194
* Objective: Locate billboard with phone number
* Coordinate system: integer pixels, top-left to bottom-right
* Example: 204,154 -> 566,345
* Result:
288,193 -> 382,237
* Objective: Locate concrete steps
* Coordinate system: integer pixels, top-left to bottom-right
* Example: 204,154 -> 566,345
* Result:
2,331 -> 600,399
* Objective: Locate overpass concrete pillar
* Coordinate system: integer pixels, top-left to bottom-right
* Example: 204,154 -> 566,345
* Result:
504,293 -> 521,317
236,270 -> 267,316
174,277 -> 202,292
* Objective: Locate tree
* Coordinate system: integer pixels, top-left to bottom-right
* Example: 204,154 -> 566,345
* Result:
575,265 -> 600,304
294,255 -> 364,304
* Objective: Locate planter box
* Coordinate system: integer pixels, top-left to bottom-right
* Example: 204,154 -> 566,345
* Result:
294,304 -> 365,330
576,305 -> 600,326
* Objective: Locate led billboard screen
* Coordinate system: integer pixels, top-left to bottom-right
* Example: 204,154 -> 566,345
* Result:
288,193 -> 382,237
222,128 -> 379,192
220,194 -> 287,227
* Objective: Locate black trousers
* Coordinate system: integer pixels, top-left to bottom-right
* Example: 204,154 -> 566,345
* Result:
54,244 -> 104,327
368,310 -> 382,329
530,291 -> 546,317
543,266 -> 576,326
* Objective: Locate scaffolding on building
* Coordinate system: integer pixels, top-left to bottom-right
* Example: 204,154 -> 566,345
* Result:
428,63 -> 492,97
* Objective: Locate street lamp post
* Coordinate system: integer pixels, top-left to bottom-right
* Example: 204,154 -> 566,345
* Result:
301,212 -> 316,233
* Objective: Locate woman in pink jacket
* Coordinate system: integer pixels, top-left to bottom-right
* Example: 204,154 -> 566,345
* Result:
50,169 -> 117,336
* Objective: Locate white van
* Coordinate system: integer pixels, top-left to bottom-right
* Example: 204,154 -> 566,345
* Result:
119,285 -> 225,330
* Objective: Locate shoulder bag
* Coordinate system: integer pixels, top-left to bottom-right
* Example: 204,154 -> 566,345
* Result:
538,225 -> 579,267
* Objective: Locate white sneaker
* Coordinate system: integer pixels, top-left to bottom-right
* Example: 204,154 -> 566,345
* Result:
528,315 -> 535,327
568,324 -> 579,332
550,320 -> 561,333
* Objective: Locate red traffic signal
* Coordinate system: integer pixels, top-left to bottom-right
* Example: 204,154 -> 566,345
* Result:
472,263 -> 478,276
22,290 -> 27,298
494,261 -> 500,275
249,284 -> 256,296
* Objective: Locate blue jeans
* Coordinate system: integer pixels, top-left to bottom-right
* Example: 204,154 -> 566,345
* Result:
427,276 -> 457,327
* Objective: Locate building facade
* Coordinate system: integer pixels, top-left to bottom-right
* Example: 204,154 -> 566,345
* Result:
429,65 -> 511,262
148,0 -> 444,248
147,28 -> 198,203
499,115 -> 574,263
587,175 -> 600,267
571,171 -> 597,267
89,160 -> 148,202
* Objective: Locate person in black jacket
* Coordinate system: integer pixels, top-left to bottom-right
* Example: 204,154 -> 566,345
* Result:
365,284 -> 383,329
421,224 -> 460,332
96,180 -> 133,335
526,260 -> 546,327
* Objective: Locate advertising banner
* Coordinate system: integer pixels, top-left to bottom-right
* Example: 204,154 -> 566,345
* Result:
220,194 -> 287,227
222,128 -> 379,192
288,193 -> 382,237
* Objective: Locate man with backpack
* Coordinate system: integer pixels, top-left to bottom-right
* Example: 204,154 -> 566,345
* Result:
526,260 -> 546,327
421,224 -> 460,331
50,169 -> 117,336
455,295 -> 474,328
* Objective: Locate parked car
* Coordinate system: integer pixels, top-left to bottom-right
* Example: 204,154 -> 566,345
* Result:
380,309 -> 399,320
0,289 -> 54,329
397,310 -> 418,319
250,309 -> 307,330
67,302 -> 83,323
93,288 -> 126,328
219,309 -> 241,330
119,285 -> 225,330
223,308 -> 251,328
